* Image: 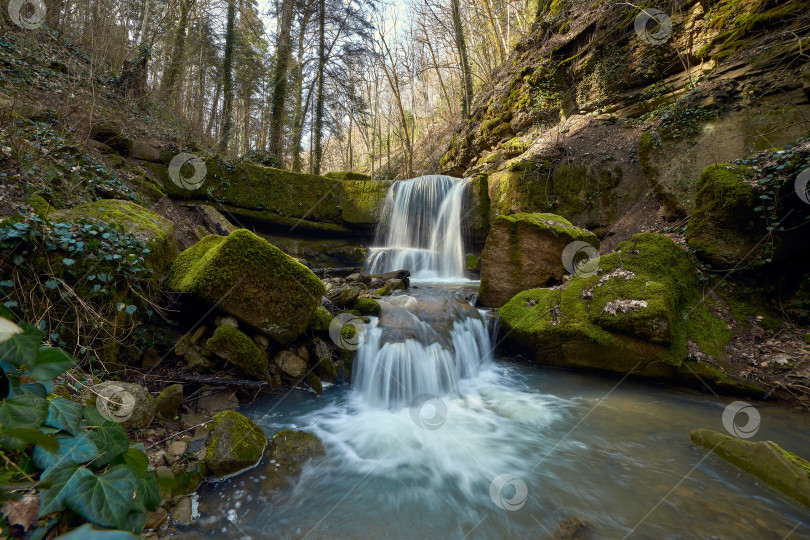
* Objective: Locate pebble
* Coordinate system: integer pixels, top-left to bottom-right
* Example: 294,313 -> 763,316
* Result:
168,441 -> 188,457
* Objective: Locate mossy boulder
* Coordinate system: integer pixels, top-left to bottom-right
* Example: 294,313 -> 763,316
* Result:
155,384 -> 183,418
205,324 -> 269,380
691,428 -> 810,508
50,199 -> 177,276
375,278 -> 406,296
686,165 -> 764,267
338,178 -> 393,225
89,123 -> 134,156
262,430 -> 324,492
308,306 -> 333,332
479,213 -> 599,307
498,233 -> 736,379
353,297 -> 381,316
328,285 -> 361,308
204,410 -> 267,478
325,171 -> 371,180
168,229 -> 325,344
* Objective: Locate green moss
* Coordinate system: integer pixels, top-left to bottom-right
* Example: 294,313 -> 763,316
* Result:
306,372 -> 323,395
206,324 -> 269,379
130,174 -> 166,201
325,171 -> 371,181
803,334 -> 810,344
308,306 -> 333,332
686,164 -> 764,267
496,212 -> 597,243
339,179 -> 393,225
169,229 -> 325,343
204,410 -> 267,477
25,195 -> 55,216
352,297 -> 381,316
51,199 -> 177,276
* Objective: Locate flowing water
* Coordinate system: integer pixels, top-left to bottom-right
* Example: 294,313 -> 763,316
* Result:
183,177 -> 810,539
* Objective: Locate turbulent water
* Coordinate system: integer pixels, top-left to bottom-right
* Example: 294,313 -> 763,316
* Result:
182,176 -> 810,539
366,175 -> 469,280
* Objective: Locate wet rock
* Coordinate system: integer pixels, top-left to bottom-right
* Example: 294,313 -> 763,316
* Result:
376,278 -> 406,296
554,518 -> 586,539
313,339 -> 337,379
204,410 -> 267,478
372,270 -> 410,281
353,297 -> 381,316
254,334 -> 270,350
274,350 -> 308,380
170,497 -> 193,524
262,430 -> 324,492
216,316 -> 239,328
346,272 -> 371,283
308,306 -> 333,332
155,384 -> 183,418
328,285 -> 361,308
691,428 -> 810,508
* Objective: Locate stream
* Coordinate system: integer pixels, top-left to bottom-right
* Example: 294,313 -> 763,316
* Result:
185,176 -> 810,539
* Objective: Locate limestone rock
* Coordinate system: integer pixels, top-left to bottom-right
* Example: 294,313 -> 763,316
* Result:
274,350 -> 308,380
479,213 -> 598,307
85,381 -> 156,429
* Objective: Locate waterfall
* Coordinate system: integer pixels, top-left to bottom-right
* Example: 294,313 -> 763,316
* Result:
366,175 -> 469,280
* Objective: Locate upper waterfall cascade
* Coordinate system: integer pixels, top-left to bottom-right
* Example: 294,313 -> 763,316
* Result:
366,175 -> 469,280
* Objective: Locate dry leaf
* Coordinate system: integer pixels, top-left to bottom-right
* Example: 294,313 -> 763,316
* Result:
1,493 -> 40,530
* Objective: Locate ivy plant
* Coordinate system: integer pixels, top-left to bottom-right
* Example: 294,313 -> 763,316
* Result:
0,315 -> 157,537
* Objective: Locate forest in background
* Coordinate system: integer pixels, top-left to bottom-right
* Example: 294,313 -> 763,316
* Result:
39,0 -> 536,178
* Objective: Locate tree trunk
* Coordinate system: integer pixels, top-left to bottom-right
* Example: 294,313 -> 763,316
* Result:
162,0 -> 193,104
312,0 -> 326,175
219,0 -> 236,154
268,0 -> 295,160
450,0 -> 473,118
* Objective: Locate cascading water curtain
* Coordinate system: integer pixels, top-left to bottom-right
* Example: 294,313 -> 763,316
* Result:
367,175 -> 469,279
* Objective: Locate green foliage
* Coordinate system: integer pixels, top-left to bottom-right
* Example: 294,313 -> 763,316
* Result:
0,316 -> 156,536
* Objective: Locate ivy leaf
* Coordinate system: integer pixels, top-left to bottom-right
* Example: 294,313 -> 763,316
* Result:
45,397 -> 83,436
39,460 -> 80,515
123,305 -> 136,315
140,472 -> 160,510
0,323 -> 42,368
0,394 -> 49,450
32,431 -> 98,472
110,447 -> 149,477
63,465 -> 141,530
62,258 -> 75,266
1,427 -> 57,451
88,421 -> 129,467
28,347 -> 76,381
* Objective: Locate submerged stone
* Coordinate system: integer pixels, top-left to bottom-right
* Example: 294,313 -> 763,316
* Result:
262,430 -> 324,492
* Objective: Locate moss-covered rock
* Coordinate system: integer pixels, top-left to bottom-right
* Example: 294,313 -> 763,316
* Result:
375,278 -> 406,296
479,213 -> 599,307
353,297 -> 381,316
308,306 -> 333,332
686,164 -> 764,267
691,428 -> 810,508
262,430 -> 324,492
155,384 -> 183,418
328,285 -> 361,308
338,178 -> 393,225
325,171 -> 371,180
205,324 -> 269,380
204,410 -> 267,478
26,195 -> 55,216
168,229 -> 325,344
50,199 -> 177,276
89,122 -> 134,156
498,233 -> 738,379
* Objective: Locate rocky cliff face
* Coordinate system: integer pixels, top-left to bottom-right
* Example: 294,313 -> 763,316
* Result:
442,0 -> 809,237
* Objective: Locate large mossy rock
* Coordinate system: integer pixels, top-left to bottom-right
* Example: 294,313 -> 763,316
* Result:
686,157 -> 810,269
205,324 -> 269,379
168,229 -> 325,344
204,410 -> 267,478
498,233 -> 745,381
147,157 -> 390,230
262,430 -> 324,492
50,199 -> 177,276
686,165 -> 764,267
691,428 -> 810,508
479,213 -> 599,307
